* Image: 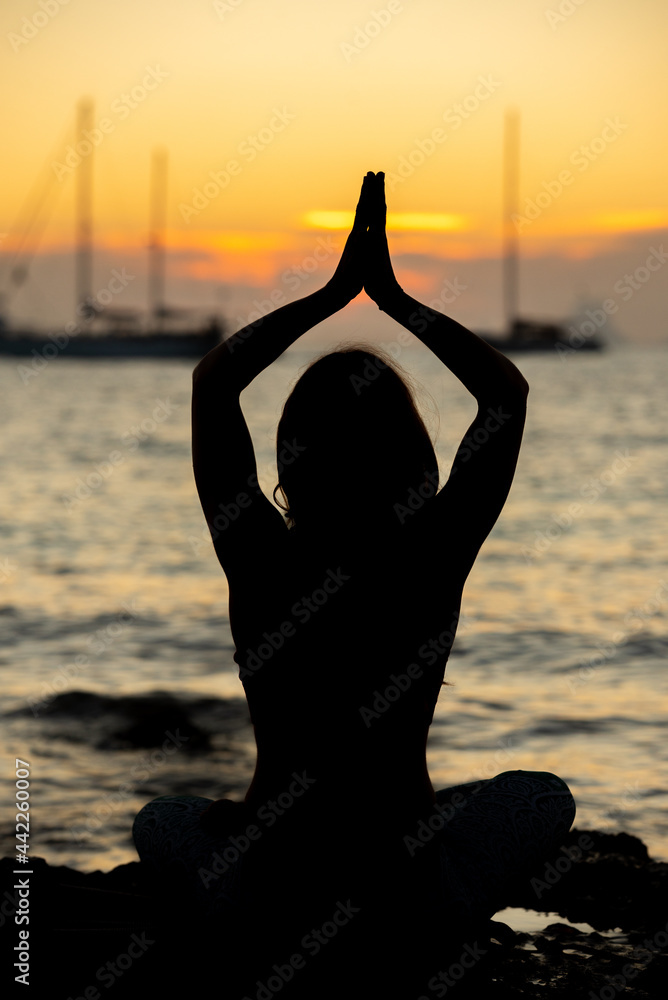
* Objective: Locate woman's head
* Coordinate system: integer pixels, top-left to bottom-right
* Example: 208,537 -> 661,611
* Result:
273,344 -> 439,530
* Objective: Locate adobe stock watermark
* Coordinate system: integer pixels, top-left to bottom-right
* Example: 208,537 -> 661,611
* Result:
239,899 -> 361,1000
418,939 -> 489,998
16,268 -> 136,383
179,108 -> 296,222
463,737 -> 520,786
70,729 -> 190,842
359,663 -> 426,728
65,933 -> 155,997
212,0 -> 245,18
521,449 -> 635,563
340,274 -> 468,387
198,771 -> 318,890
406,280 -> 470,336
451,407 -> 514,469
188,438 -> 307,555
601,781 -> 642,829
61,397 -> 180,512
558,246 -> 668,359
51,68 -> 170,180
512,118 -> 627,232
7,0 -> 72,53
588,916 -> 668,1000
545,0 -> 589,31
27,600 -> 141,717
386,76 -> 501,190
530,831 -> 595,899
404,787 -> 483,859
239,567 -> 351,680
390,405 -> 512,525
359,613 -> 475,728
340,1 -> 404,63
349,272 -> 468,398
228,236 -> 340,332
528,781 -> 643,907
0,557 -> 15,582
567,579 -> 668,694
404,741 -> 520,859
281,236 -> 340,293
0,885 -> 21,931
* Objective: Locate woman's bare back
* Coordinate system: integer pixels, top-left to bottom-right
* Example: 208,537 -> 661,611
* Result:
228,506 -> 461,847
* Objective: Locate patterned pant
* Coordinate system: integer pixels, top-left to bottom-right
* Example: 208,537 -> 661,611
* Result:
132,769 -> 575,927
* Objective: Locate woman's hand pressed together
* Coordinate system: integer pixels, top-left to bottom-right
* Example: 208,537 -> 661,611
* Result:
323,170 -> 373,310
363,171 -> 404,312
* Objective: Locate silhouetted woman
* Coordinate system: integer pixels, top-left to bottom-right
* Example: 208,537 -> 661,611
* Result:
133,172 -> 575,996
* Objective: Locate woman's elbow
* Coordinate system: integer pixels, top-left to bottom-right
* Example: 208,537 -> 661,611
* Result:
192,343 -> 242,392
503,358 -> 529,399
493,371 -> 528,405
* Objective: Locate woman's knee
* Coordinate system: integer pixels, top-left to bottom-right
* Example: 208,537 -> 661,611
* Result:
132,795 -> 213,851
492,770 -> 576,824
494,769 -> 571,791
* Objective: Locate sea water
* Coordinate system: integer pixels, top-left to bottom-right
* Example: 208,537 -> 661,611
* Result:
1,344 -> 667,873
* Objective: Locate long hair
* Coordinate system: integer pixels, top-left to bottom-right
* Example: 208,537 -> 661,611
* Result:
273,344 -> 439,530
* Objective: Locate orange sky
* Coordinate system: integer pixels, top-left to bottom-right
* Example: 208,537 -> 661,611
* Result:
1,0 -> 666,337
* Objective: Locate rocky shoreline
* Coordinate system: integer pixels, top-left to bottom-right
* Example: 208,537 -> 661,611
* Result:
1,828 -> 666,998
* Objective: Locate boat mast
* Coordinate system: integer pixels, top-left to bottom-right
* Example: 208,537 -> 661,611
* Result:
76,99 -> 94,320
503,108 -> 520,332
148,147 -> 168,331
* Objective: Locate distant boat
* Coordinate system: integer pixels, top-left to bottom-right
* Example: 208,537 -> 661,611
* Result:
0,102 -> 225,359
478,110 -> 603,354
0,315 -> 224,359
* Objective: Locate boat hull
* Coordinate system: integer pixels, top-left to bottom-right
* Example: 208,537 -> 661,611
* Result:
0,330 -> 221,358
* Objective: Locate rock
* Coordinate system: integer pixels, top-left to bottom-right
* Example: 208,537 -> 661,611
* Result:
9,688 -> 251,751
505,828 -> 668,934
1,827 -> 666,998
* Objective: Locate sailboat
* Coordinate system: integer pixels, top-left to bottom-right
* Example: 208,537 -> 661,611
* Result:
479,110 -> 603,353
0,101 -> 224,358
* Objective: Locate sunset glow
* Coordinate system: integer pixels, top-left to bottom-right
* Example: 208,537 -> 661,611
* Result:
0,0 -> 666,337
302,211 -> 469,232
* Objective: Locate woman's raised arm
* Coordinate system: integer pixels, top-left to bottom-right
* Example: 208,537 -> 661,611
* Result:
191,173 -> 374,578
364,172 -> 528,404
363,171 -> 528,573
192,172 -> 374,394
